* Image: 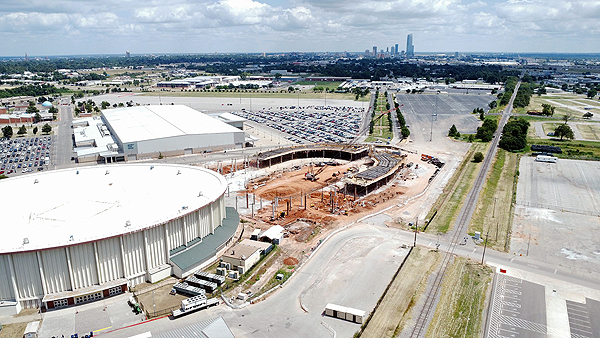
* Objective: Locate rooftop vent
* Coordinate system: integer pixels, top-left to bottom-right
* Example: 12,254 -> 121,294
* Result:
150,166 -> 154,170
69,235 -> 74,241
23,238 -> 29,245
105,170 -> 110,175
125,220 -> 131,227
177,170 -> 181,175
34,179 -> 39,184
76,170 -> 79,175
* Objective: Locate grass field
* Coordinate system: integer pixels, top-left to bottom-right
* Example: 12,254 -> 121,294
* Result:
468,150 -> 519,251
426,143 -> 489,234
425,258 -> 492,338
0,322 -> 28,338
366,93 -> 394,141
359,247 -> 441,338
528,138 -> 600,160
577,124 -> 600,141
295,81 -> 342,90
542,123 -> 561,135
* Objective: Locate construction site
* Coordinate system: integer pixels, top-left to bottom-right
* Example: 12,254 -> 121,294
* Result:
209,144 -> 444,247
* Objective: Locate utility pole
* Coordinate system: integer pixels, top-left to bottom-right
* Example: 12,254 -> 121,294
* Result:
413,219 -> 418,247
481,229 -> 490,265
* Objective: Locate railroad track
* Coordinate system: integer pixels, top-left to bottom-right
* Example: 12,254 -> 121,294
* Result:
409,80 -> 522,337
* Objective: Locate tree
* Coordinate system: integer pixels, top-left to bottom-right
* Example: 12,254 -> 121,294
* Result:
26,101 -> 39,114
488,101 -> 497,110
448,124 -> 458,137
288,86 -> 294,92
562,113 -> 573,124
473,152 -> 484,163
17,125 -> 27,135
541,103 -> 555,116
34,112 -> 41,123
554,124 -> 574,140
479,109 -> 485,121
101,101 -> 110,109
583,112 -> 593,119
273,73 -> 282,81
401,126 -> 410,138
33,126 -> 38,135
2,125 -> 13,138
587,88 -> 597,99
42,123 -> 52,134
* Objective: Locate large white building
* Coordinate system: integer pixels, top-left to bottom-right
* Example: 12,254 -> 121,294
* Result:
74,105 -> 245,163
0,164 -> 239,314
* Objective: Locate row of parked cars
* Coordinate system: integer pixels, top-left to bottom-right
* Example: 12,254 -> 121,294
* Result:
233,105 -> 362,144
0,136 -> 52,175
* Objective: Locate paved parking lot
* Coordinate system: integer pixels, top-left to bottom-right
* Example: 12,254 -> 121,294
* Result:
512,157 -> 600,278
0,135 -> 54,177
397,92 -> 495,116
38,292 -> 144,338
487,274 -> 547,338
233,105 -> 363,144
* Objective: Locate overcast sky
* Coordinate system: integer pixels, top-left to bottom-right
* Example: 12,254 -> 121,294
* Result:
1,0 -> 598,56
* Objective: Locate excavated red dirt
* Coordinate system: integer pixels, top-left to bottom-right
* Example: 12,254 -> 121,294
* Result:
283,257 -> 299,266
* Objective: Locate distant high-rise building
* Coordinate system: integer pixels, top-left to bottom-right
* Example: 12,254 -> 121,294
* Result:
126,50 -> 131,58
395,44 -> 399,55
406,34 -> 414,57
372,46 -> 377,57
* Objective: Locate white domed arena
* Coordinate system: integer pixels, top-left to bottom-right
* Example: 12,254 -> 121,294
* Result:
0,164 -> 239,314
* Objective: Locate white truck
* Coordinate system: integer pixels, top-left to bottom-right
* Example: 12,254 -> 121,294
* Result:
171,295 -> 219,318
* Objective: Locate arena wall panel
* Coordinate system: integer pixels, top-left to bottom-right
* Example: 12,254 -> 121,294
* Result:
167,220 -> 183,251
0,255 -> 15,300
41,248 -> 71,294
13,252 -> 43,300
199,207 -> 210,238
97,238 -> 124,284
69,243 -> 98,289
122,232 -> 145,278
145,226 -> 166,269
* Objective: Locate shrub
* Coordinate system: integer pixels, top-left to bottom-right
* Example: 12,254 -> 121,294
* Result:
473,152 -> 484,163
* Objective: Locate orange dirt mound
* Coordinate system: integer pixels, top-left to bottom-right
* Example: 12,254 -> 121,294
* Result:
283,257 -> 299,266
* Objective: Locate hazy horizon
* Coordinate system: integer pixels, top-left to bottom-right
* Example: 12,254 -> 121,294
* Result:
1,0 -> 599,56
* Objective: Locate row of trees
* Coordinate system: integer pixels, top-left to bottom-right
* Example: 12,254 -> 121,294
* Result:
0,84 -> 68,99
395,101 -> 410,138
2,124 -> 51,138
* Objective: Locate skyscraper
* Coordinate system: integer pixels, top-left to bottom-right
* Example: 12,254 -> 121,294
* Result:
406,34 -> 414,57
395,44 -> 399,55
372,46 -> 377,57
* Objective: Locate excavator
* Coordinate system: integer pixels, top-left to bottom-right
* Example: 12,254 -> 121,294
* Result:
305,163 -> 328,181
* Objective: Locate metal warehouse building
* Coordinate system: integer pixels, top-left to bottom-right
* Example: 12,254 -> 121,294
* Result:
0,164 -> 239,314
84,105 -> 245,162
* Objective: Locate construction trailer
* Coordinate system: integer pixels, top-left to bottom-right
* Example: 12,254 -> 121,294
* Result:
324,303 -> 366,324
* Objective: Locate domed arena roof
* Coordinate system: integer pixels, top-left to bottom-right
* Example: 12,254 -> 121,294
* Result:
42,101 -> 53,107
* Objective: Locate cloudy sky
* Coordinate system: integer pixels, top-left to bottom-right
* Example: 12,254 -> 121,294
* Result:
0,0 -> 598,56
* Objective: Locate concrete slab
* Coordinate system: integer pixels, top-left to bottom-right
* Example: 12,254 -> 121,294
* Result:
513,157 -> 600,279
38,293 -> 143,338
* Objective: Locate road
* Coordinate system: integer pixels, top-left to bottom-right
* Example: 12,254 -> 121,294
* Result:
54,103 -> 75,168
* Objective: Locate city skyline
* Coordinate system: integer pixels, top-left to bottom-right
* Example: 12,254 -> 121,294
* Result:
0,0 -> 599,56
